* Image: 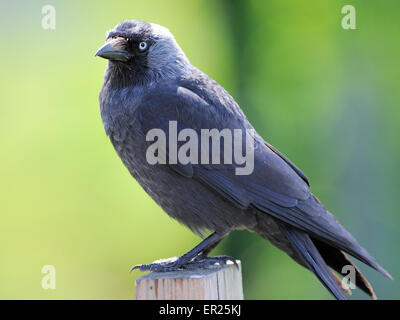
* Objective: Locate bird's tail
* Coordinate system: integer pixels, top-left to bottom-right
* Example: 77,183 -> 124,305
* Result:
312,237 -> 377,299
278,223 -> 349,300
277,223 -> 380,300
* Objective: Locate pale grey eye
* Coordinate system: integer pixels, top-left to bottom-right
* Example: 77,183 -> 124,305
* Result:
138,41 -> 148,51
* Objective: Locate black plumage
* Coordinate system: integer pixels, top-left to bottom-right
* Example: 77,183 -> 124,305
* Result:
96,20 -> 391,299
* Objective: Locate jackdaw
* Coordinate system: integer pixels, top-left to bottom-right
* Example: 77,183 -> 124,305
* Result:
95,20 -> 392,300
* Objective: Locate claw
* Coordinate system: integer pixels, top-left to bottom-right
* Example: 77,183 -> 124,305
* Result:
129,264 -> 141,273
129,257 -> 180,273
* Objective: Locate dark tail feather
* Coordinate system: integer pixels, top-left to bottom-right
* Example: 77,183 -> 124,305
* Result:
313,238 -> 377,299
310,196 -> 392,281
279,223 -> 348,300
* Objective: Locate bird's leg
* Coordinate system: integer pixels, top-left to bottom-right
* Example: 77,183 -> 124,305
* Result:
188,235 -> 238,269
130,231 -> 237,272
192,236 -> 224,259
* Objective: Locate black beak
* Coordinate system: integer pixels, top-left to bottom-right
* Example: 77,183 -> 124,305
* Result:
95,38 -> 133,62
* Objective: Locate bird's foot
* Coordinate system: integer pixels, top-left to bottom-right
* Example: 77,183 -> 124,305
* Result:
130,255 -> 238,273
130,257 -> 180,272
184,255 -> 239,270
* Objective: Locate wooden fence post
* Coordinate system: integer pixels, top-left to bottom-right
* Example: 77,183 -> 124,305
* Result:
135,260 -> 243,300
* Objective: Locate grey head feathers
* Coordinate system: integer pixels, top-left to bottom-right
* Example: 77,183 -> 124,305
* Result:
103,20 -> 191,88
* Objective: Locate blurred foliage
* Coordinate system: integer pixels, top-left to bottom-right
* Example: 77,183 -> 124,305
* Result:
0,0 -> 398,299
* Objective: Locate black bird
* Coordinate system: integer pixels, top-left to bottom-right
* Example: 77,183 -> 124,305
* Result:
95,20 -> 392,299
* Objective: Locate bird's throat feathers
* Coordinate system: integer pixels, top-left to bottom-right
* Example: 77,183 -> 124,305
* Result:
104,55 -> 190,89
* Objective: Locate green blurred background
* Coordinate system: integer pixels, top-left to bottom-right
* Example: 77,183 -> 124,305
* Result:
0,0 -> 398,299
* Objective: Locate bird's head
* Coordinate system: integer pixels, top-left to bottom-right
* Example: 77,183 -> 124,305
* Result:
95,20 -> 190,86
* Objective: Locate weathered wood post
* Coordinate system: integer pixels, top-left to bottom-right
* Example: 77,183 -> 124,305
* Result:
135,260 -> 243,300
